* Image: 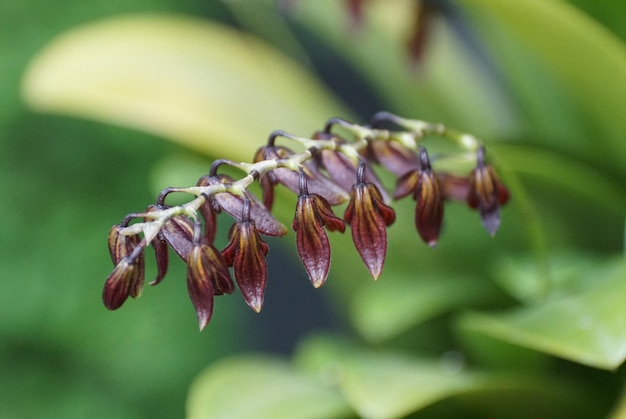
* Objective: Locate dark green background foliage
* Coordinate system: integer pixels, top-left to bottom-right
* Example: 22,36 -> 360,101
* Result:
2,1 -> 626,418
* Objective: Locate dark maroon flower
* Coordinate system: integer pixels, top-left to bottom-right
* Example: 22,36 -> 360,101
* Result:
106,225 -> 145,299
186,245 -> 214,330
344,162 -> 396,279
222,200 -> 269,313
394,147 -> 443,247
185,244 -> 226,330
103,259 -> 136,310
467,147 -> 510,236
293,169 -> 346,288
103,227 -> 145,310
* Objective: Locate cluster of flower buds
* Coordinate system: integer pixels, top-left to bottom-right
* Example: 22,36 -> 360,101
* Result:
103,112 -> 510,330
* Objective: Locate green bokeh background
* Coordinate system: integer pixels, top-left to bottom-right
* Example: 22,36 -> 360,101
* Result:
2,2 -> 250,418
2,1 -> 625,418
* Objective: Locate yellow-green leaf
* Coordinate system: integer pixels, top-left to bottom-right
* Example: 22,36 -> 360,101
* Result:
295,336 -> 598,418
186,355 -> 350,419
458,257 -> 626,370
458,0 -> 626,176
22,13 -> 350,159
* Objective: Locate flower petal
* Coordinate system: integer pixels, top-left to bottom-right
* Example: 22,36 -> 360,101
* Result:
394,170 -> 420,200
437,173 -> 470,201
102,259 -> 135,310
161,214 -> 195,261
200,174 -> 287,236
319,149 -> 391,204
149,232 -> 169,286
414,149 -> 443,247
345,185 -> 390,279
263,146 -> 349,205
293,195 -> 333,288
222,222 -> 268,312
311,194 -> 346,233
467,148 -> 510,236
186,245 -> 217,330
369,139 -> 420,177
107,224 -> 126,264
196,178 -> 221,243
128,246 -> 145,299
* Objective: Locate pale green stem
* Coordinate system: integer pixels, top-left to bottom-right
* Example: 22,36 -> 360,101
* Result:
117,114 -> 485,251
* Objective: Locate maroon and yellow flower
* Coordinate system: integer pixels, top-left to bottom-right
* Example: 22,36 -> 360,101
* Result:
103,225 -> 145,309
186,240 -> 233,330
467,147 -> 510,235
344,162 -> 396,279
222,200 -> 270,313
292,169 -> 346,288
395,147 -> 443,247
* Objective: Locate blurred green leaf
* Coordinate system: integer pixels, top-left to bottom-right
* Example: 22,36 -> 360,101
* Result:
290,0 -> 518,137
149,153 -> 213,200
22,13 -> 350,160
459,256 -> 626,370
350,272 -> 499,342
186,355 -> 351,419
608,385 -> 626,419
295,335 -> 598,418
295,336 -> 483,419
493,144 -> 626,215
492,252 -> 619,304
459,0 -> 626,177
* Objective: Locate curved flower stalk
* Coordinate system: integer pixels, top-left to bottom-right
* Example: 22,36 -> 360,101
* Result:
102,112 -> 510,330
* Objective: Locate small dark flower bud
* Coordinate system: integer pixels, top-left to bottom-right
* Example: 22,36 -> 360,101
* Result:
107,225 -> 145,298
394,148 -> 443,247
344,162 -> 396,279
103,259 -> 136,310
259,173 -> 277,211
414,148 -> 444,247
293,170 -> 345,288
467,147 -> 510,236
195,177 -> 222,243
144,206 -> 169,286
222,212 -> 269,313
253,146 -> 278,210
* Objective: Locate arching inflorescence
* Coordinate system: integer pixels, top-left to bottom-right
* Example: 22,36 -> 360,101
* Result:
103,112 -> 510,330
